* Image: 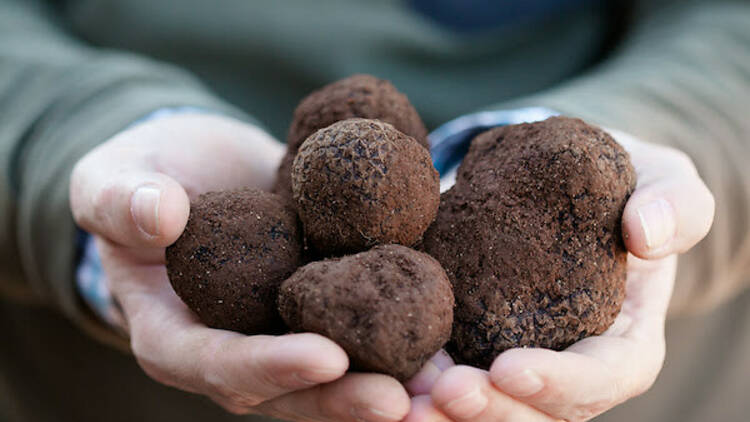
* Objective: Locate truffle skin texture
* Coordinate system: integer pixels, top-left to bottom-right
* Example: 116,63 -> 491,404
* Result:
278,244 -> 454,381
422,116 -> 636,369
166,189 -> 303,334
272,74 -> 429,199
292,118 -> 440,255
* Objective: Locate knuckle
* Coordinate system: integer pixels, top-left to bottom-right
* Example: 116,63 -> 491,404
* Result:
669,148 -> 698,175
199,340 -> 267,408
246,341 -> 287,391
130,335 -> 171,387
213,397 -> 252,415
699,181 -> 716,214
220,389 -> 265,408
92,180 -> 119,222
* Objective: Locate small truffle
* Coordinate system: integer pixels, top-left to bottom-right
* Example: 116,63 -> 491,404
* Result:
273,74 -> 429,199
422,117 -> 636,369
166,189 -> 303,334
278,244 -> 454,381
292,118 -> 440,255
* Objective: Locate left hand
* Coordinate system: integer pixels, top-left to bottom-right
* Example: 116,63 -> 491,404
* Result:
403,129 -> 715,422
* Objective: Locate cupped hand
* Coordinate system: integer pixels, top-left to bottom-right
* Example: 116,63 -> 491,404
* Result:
69,113 -> 411,421
404,129 -> 715,422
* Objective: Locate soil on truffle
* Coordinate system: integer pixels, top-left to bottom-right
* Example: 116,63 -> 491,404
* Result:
292,118 -> 439,255
166,189 -> 303,334
272,74 -> 429,199
422,116 -> 636,369
278,244 -> 454,381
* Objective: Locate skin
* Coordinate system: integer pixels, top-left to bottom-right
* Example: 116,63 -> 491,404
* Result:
70,114 -> 714,421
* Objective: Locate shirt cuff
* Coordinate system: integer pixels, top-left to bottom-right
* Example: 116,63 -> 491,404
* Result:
76,231 -> 126,331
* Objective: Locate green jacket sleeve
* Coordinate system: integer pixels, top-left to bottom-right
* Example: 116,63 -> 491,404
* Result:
494,1 -> 750,315
0,0 -> 252,346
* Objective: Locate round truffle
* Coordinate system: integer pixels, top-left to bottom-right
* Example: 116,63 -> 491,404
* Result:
278,244 -> 454,381
166,189 -> 303,334
272,74 -> 429,199
422,116 -> 636,369
292,118 -> 440,255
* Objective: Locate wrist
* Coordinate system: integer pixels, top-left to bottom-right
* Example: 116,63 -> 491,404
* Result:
75,231 -> 127,333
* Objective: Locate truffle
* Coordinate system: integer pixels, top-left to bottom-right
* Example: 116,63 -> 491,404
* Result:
273,74 -> 429,199
292,118 -> 440,255
422,117 -> 636,369
166,189 -> 303,334
278,244 -> 454,381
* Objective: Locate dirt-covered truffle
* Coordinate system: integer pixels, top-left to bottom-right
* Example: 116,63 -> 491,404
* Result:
272,74 -> 429,199
422,116 -> 636,369
278,244 -> 454,381
292,118 -> 439,255
166,189 -> 303,334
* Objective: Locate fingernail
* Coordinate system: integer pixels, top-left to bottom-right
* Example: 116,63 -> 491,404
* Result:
493,369 -> 544,397
419,360 -> 443,382
443,386 -> 488,419
637,199 -> 676,251
131,186 -> 161,236
405,361 -> 442,394
351,406 -> 402,422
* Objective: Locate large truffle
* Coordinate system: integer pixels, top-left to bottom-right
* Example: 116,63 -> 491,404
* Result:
166,189 -> 303,334
422,117 -> 636,369
273,74 -> 429,199
278,244 -> 454,381
292,118 -> 439,255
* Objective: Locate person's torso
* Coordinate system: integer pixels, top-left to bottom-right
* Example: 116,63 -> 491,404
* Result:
58,0 -> 623,138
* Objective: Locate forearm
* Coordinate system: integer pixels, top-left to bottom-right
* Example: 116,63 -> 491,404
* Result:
492,1 -> 750,315
0,0 -> 253,333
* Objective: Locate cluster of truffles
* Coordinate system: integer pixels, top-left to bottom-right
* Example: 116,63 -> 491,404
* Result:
167,75 -> 449,380
166,74 -> 636,380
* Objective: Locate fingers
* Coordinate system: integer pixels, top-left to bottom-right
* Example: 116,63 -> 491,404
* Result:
110,262 -> 349,409
405,350 -> 455,396
608,128 -> 715,259
251,373 -> 411,422
71,167 -> 190,248
70,112 -> 285,248
489,344 -> 658,422
403,396 -> 451,422
430,366 -> 553,422
621,173 -> 714,259
487,255 -> 676,422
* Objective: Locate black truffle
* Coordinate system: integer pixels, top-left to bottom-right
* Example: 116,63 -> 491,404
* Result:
166,189 -> 303,334
278,244 -> 454,381
422,117 -> 636,369
273,74 -> 429,199
292,118 -> 440,255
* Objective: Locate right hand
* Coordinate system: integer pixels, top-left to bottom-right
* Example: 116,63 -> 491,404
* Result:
69,112 -> 411,421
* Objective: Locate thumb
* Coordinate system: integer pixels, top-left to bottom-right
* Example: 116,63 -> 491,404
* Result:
612,129 -> 715,259
622,177 -> 714,259
70,165 -> 190,248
